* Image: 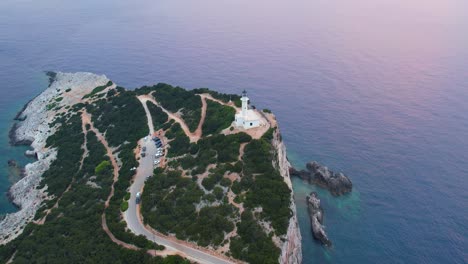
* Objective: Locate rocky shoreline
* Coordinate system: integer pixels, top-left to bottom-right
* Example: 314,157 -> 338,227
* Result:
0,72 -> 111,245
272,125 -> 303,264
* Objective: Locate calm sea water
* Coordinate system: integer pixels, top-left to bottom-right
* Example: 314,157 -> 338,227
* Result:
1,0 -> 467,263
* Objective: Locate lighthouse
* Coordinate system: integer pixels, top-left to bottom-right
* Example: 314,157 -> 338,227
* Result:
234,90 -> 261,129
241,90 -> 249,116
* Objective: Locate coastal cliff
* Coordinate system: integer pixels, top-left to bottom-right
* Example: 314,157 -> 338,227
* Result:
271,122 -> 303,264
0,72 -> 112,245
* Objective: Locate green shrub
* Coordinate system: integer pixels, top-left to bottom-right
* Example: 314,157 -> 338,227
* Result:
95,160 -> 111,175
121,201 -> 129,212
213,186 -> 224,200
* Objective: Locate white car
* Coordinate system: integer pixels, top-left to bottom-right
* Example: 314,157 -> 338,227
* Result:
154,160 -> 160,165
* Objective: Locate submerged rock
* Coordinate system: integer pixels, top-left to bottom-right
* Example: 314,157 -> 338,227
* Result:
290,161 -> 352,196
7,160 -> 18,167
306,192 -> 331,247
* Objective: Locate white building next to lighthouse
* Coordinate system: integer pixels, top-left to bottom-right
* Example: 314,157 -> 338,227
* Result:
234,90 -> 262,129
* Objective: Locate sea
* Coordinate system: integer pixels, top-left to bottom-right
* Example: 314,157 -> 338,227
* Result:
0,0 -> 467,263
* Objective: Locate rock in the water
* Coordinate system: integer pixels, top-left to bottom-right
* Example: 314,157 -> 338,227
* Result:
290,161 -> 352,196
307,192 -> 331,246
7,160 -> 18,167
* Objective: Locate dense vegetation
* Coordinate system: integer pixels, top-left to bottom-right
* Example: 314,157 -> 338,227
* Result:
239,129 -> 292,236
84,88 -> 164,250
230,211 -> 281,264
146,101 -> 168,131
143,92 -> 290,263
202,100 -> 236,136
166,123 -> 190,158
86,87 -> 148,146
141,169 -> 236,247
192,88 -> 242,107
0,113 -> 184,263
3,81 -> 293,264
151,83 -> 202,132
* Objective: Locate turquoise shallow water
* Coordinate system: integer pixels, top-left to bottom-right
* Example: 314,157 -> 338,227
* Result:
1,0 -> 467,263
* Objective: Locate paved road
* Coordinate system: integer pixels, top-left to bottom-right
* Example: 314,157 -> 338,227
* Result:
124,99 -> 235,264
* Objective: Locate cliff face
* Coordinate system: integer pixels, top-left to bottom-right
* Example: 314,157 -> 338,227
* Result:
272,124 -> 302,264
0,72 -> 111,245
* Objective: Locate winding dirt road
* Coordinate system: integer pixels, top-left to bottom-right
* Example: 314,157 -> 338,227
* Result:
138,95 -> 205,143
81,111 -> 149,252
122,97 -> 237,264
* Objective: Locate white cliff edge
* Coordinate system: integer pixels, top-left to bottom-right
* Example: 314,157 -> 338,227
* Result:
0,72 -> 111,245
272,124 -> 303,264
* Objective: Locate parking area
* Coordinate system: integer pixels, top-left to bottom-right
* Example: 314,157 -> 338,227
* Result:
140,133 -> 165,169
152,136 -> 164,167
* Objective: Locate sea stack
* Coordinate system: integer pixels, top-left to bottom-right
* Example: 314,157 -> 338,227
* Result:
290,161 -> 352,196
306,192 -> 331,247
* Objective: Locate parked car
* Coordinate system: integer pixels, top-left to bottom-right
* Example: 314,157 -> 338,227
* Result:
136,192 -> 141,204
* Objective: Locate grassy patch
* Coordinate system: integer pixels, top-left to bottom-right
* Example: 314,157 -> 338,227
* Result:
82,81 -> 113,99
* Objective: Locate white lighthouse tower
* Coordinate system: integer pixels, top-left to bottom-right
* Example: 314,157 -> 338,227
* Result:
241,90 -> 249,116
235,90 -> 261,129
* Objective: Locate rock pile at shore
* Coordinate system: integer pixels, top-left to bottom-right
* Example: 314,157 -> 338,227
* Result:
306,192 -> 331,246
0,72 -> 111,245
290,161 -> 352,196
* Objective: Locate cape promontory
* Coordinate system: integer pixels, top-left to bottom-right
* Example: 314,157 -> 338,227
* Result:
0,72 -> 302,264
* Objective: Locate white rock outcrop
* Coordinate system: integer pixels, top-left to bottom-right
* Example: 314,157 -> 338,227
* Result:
0,72 -> 111,245
273,125 -> 303,264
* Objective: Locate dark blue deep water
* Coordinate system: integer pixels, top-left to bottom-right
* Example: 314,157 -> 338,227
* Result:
1,0 -> 467,263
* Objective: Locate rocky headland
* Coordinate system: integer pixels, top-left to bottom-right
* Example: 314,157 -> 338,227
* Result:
306,192 -> 331,247
0,72 -> 302,263
290,161 -> 352,196
0,72 -> 112,245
